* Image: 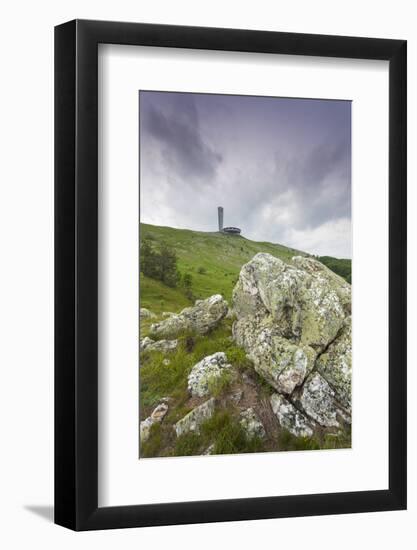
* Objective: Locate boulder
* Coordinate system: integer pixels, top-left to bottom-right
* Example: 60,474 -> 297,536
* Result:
316,319 -> 352,412
234,325 -> 316,395
232,253 -> 352,429
140,417 -> 154,443
140,401 -> 169,443
298,372 -> 340,428
187,352 -> 232,397
270,393 -> 314,438
233,253 -> 350,351
140,307 -> 156,319
150,294 -> 228,338
175,398 -> 216,437
150,402 -> 169,422
239,408 -> 266,439
140,336 -> 178,353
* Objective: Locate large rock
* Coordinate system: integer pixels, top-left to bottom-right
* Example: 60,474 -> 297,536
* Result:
234,325 -> 316,395
298,372 -> 340,428
140,336 -> 178,353
187,352 -> 232,397
270,393 -> 314,438
232,253 -> 352,431
175,398 -> 216,437
233,253 -> 349,351
316,319 -> 352,412
150,294 -> 228,338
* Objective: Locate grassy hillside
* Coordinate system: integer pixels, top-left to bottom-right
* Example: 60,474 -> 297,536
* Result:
318,256 -> 352,284
140,223 -> 305,316
139,223 -> 352,457
140,223 -> 351,319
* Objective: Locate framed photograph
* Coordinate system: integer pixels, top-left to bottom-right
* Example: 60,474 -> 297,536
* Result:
55,20 -> 407,530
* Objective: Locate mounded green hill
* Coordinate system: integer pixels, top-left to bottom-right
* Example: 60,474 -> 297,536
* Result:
140,223 -> 351,317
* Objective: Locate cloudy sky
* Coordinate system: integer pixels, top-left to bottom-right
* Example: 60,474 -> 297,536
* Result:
139,91 -> 351,258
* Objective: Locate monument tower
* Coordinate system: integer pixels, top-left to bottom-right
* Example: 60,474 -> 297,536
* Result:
218,206 -> 224,232
217,206 -> 241,235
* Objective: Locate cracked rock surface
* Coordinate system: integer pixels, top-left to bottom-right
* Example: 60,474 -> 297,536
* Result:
232,253 -> 351,435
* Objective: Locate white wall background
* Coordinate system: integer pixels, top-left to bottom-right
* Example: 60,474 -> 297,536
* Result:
0,1 -> 414,547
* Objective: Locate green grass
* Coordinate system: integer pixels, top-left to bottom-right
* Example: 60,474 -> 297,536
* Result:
139,223 -> 352,458
140,271 -> 190,317
140,317 -> 270,458
140,423 -> 163,458
140,223 -> 307,307
318,256 -> 351,284
173,409 -> 264,457
207,369 -> 232,398
201,410 -> 264,455
139,224 -> 351,318
277,426 -> 351,452
140,318 -> 243,409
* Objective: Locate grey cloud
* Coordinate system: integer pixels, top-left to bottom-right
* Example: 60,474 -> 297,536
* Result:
140,92 -> 351,258
141,94 -> 222,183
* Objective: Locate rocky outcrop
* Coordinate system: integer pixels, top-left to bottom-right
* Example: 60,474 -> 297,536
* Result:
234,327 -> 316,395
140,336 -> 178,353
297,372 -> 340,428
187,352 -> 232,397
150,294 -> 228,338
233,253 -> 349,352
140,401 -> 169,443
316,319 -> 352,412
239,408 -> 266,439
174,398 -> 216,437
270,393 -> 313,438
232,253 -> 351,437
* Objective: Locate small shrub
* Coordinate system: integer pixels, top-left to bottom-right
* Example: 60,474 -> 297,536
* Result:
197,266 -> 207,275
185,336 -> 195,353
182,272 -> 192,288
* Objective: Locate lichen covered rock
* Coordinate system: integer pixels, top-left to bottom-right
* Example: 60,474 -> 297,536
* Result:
187,352 -> 232,397
232,253 -> 352,432
239,408 -> 266,439
270,393 -> 313,438
298,372 -> 340,428
150,294 -> 228,338
140,401 -> 169,443
140,336 -> 178,353
233,253 -> 349,352
234,325 -> 316,395
174,398 -> 216,437
316,319 -> 352,412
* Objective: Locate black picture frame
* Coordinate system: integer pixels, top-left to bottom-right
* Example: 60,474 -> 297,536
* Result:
55,19 -> 407,531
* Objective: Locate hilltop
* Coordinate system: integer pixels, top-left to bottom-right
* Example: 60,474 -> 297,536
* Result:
140,222 -> 351,318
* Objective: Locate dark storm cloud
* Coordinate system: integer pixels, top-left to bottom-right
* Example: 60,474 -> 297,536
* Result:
140,92 -> 222,183
139,92 -> 352,258
273,136 -> 351,229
